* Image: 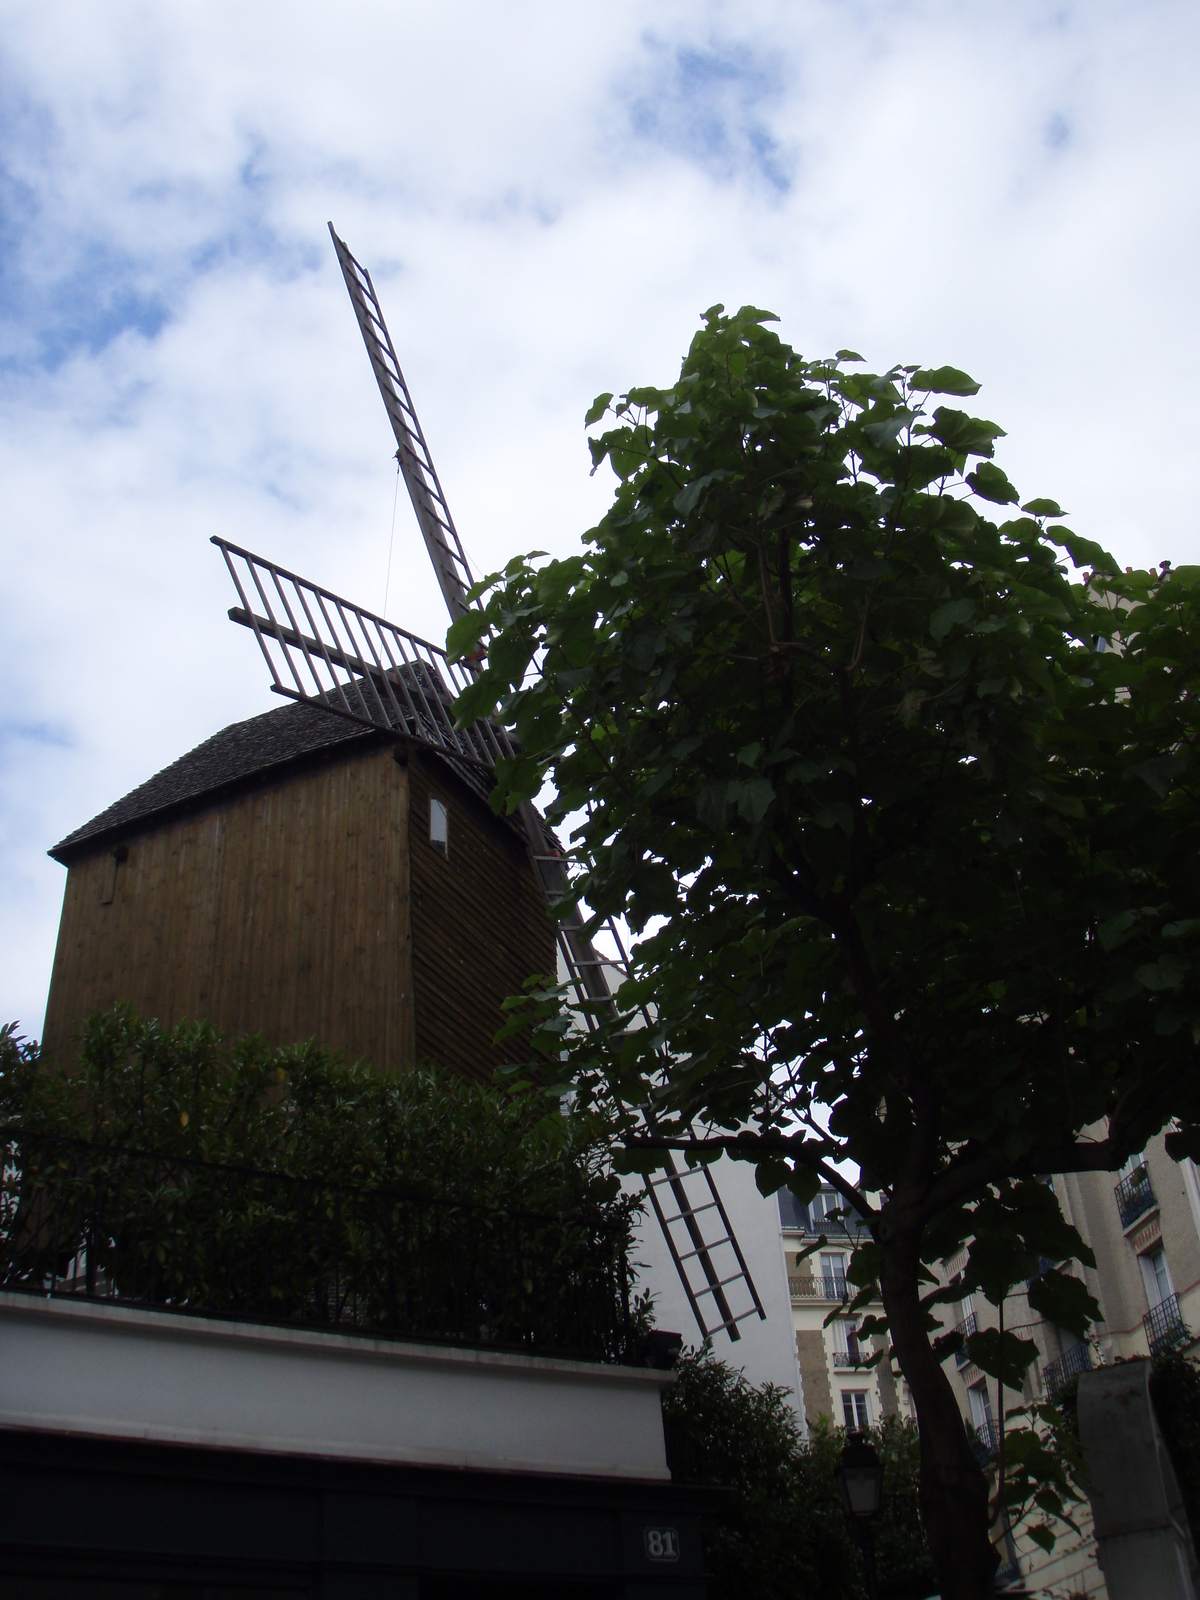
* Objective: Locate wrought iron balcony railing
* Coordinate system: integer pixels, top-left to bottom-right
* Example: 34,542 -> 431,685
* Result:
1042,1341 -> 1092,1399
0,1129 -> 633,1364
1115,1166 -> 1157,1230
970,1419 -> 997,1465
789,1272 -> 849,1302
955,1311 -> 977,1368
1144,1293 -> 1188,1356
833,1340 -> 868,1367
802,1204 -> 873,1241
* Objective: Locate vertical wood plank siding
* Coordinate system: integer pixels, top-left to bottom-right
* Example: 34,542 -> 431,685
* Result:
407,750 -> 557,1083
42,747 -> 416,1073
42,742 -> 556,1087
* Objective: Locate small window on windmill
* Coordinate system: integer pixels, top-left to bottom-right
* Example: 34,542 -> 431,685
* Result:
430,797 -> 449,859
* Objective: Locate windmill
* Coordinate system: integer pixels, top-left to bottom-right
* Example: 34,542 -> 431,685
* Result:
211,224 -> 765,1345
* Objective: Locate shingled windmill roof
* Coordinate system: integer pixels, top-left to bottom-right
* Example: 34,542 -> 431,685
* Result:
49,700 -> 377,864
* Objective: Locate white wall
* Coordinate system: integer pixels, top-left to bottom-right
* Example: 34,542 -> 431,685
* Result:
561,953 -> 802,1411
630,1157 -> 802,1414
0,1291 -> 673,1479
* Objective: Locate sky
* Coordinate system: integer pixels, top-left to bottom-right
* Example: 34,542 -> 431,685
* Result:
3,0 -> 1198,1043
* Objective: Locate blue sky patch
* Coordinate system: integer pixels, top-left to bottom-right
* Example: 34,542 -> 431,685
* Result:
626,38 -> 792,193
0,719 -> 74,757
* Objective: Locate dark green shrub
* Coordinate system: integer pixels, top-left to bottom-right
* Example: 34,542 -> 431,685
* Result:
0,1007 -> 637,1356
661,1347 -> 936,1600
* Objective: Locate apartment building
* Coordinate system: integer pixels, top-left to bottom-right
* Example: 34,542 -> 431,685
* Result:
933,1130 -> 1200,1594
778,1185 -> 916,1431
778,1141 -> 1200,1593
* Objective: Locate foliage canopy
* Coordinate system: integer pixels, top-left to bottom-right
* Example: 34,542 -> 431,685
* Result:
1,1006 -> 627,1222
449,304 -> 1200,1593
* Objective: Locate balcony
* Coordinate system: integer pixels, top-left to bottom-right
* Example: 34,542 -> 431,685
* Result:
833,1336 -> 868,1368
788,1272 -> 849,1302
0,1129 -> 633,1364
1115,1166 -> 1157,1230
1042,1341 -> 1092,1399
970,1419 -> 997,1465
802,1194 -> 873,1242
1144,1292 -> 1188,1356
955,1311 -> 977,1369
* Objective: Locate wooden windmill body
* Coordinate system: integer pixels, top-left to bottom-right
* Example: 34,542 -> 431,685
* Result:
42,699 -> 552,1083
39,226 -> 765,1345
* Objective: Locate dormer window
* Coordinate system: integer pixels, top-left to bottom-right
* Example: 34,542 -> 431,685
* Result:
430,797 -> 449,859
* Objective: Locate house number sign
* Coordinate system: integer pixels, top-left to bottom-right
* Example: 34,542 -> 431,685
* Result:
643,1527 -> 680,1562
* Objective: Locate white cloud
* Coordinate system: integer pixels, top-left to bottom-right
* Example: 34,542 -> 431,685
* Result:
2,0 -> 1198,1039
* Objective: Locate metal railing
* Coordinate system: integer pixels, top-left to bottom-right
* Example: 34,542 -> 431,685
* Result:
1025,1256 -> 1058,1287
0,1130 -> 632,1364
970,1419 -> 997,1465
1115,1166 -> 1157,1230
789,1272 -> 849,1302
833,1342 -> 868,1368
803,1199 -> 873,1241
1145,1293 -> 1188,1356
1042,1341 -> 1092,1398
955,1311 -> 977,1368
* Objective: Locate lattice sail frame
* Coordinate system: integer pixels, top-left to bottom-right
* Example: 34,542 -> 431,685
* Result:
329,223 -> 475,625
214,538 -> 511,770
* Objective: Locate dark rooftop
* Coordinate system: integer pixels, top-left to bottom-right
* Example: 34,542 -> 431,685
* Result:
50,700 -> 375,863
49,663 -> 520,868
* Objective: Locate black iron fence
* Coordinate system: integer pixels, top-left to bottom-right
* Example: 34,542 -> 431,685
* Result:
0,1128 -> 632,1363
1145,1292 -> 1188,1356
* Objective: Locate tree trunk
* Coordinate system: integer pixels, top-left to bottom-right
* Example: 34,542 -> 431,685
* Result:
879,1226 -> 997,1599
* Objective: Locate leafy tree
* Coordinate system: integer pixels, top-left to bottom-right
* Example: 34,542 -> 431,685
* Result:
663,1346 -> 935,1599
448,304 -> 1200,1597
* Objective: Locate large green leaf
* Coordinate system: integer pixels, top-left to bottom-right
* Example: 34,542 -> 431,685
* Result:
966,461 -> 1020,505
910,365 -> 981,396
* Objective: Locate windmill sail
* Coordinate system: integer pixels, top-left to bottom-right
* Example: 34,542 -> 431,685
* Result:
328,223 -> 475,624
218,226 -> 767,1343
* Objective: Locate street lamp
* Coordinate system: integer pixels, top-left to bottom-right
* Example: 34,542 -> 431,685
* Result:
836,1432 -> 884,1600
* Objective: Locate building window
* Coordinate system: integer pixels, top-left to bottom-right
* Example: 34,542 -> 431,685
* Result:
430,797 -> 449,858
820,1252 -> 848,1300
842,1389 -> 871,1431
832,1318 -> 864,1367
968,1381 -> 995,1440
809,1188 -> 862,1230
1141,1246 -> 1173,1309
